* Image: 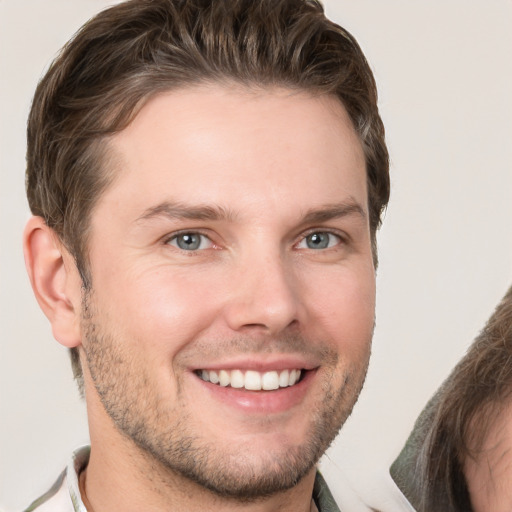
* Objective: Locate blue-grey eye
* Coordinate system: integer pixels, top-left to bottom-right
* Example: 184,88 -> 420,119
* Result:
298,232 -> 341,250
169,233 -> 212,251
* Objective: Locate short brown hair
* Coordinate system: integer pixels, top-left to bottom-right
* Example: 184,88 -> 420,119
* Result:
26,0 -> 389,388
391,285 -> 512,512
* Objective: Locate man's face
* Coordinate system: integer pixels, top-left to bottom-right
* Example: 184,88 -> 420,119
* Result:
80,84 -> 376,498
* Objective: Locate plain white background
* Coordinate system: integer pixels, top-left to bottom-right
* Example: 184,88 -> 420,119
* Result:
1,1 -> 511,510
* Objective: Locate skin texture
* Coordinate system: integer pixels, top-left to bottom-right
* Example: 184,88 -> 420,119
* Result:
26,84 -> 376,512
465,403 -> 512,512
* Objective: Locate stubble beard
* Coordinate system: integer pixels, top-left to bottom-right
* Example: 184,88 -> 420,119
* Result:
81,292 -> 371,501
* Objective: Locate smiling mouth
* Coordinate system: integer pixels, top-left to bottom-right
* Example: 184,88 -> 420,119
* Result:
196,368 -> 303,391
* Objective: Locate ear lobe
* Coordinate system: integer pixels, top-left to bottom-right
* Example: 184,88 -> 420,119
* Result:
23,216 -> 82,348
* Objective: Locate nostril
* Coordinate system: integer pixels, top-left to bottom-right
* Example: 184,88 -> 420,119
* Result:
222,265 -> 300,334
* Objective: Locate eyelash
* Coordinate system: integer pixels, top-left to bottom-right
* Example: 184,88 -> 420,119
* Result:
294,229 -> 347,251
164,231 -> 215,251
163,228 -> 347,252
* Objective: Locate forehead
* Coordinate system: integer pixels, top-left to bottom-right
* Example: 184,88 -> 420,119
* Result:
99,84 -> 366,218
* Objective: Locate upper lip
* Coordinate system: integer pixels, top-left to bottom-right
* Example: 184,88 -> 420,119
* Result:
190,355 -> 320,373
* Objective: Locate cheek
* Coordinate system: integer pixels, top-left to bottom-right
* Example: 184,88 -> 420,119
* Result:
464,440 -> 512,512
302,263 -> 375,351
95,266 -> 223,354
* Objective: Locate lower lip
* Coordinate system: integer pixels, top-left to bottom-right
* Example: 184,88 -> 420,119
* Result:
193,370 -> 315,414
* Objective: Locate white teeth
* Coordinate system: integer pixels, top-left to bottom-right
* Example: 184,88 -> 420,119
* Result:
245,371 -> 262,390
198,368 -> 303,390
278,369 -> 289,387
262,371 -> 279,390
219,370 -> 230,387
231,369 -> 244,389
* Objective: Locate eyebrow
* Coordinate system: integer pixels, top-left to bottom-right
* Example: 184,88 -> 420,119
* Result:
135,202 -> 237,223
301,202 -> 367,224
135,200 -> 366,224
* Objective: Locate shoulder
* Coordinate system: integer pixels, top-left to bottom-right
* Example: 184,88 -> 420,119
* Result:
24,471 -> 74,512
317,462 -> 416,512
314,470 -> 373,512
23,446 -> 90,512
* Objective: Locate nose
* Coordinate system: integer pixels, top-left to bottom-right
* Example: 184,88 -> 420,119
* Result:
222,251 -> 301,335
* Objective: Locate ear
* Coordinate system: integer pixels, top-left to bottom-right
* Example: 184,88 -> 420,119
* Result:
23,216 -> 83,348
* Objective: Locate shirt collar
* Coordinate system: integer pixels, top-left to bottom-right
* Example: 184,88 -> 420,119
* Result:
66,446 -> 90,512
